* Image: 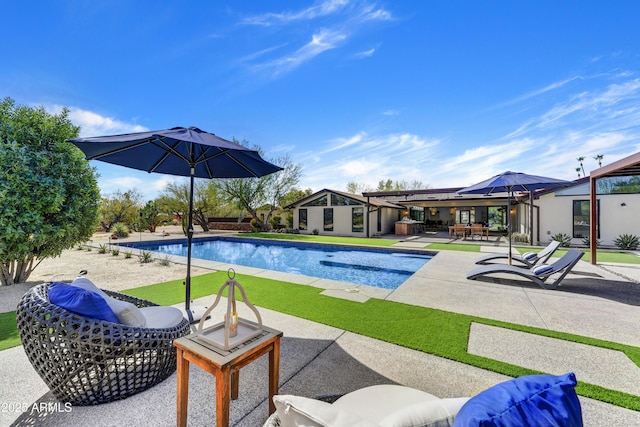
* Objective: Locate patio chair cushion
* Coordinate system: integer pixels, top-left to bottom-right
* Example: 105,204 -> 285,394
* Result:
333,385 -> 468,426
48,282 -> 119,324
532,264 -> 553,276
140,305 -> 185,329
273,394 -> 379,426
452,372 -> 582,427
72,277 -> 147,327
522,252 -> 537,261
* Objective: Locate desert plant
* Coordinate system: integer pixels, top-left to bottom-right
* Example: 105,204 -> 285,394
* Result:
138,250 -> 154,264
551,233 -> 572,247
111,249 -> 120,256
124,251 -> 133,259
582,235 -> 601,248
511,232 -> 529,243
613,234 -> 639,250
157,254 -> 172,266
98,244 -> 108,254
111,222 -> 130,238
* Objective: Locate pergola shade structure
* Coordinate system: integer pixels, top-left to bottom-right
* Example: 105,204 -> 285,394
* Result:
589,152 -> 640,264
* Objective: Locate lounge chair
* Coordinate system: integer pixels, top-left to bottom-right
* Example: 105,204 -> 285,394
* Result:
467,249 -> 584,290
475,240 -> 561,268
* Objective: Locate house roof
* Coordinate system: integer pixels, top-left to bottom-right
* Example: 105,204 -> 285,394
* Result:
284,188 -> 405,209
590,151 -> 640,179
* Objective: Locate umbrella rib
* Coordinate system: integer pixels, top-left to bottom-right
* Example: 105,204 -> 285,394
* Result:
82,140 -> 150,160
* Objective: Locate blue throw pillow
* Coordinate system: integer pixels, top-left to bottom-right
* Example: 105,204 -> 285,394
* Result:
48,282 -> 119,324
453,372 -> 582,427
522,252 -> 537,261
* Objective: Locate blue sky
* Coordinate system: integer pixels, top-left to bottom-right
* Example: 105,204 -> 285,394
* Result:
2,1 -> 640,201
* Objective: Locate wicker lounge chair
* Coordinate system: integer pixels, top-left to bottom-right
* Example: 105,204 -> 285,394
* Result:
16,282 -> 190,405
475,240 -> 561,268
467,249 -> 584,290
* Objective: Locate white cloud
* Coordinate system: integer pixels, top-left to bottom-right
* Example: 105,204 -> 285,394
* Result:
242,0 -> 350,26
254,29 -> 347,77
355,48 -> 375,58
46,104 -> 148,137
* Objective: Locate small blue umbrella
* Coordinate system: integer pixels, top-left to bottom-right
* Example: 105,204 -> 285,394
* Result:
69,126 -> 282,321
457,171 -> 570,263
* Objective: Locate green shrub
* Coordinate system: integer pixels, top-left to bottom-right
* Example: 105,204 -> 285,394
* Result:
312,229 -> 319,235
249,219 -> 262,233
98,244 -> 108,254
111,249 -> 119,256
124,251 -> 133,259
613,234 -> 639,250
112,222 -> 129,238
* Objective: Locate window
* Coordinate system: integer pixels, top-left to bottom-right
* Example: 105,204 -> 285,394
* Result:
323,208 -> 333,231
299,209 -> 307,230
573,200 -> 599,239
331,193 -> 362,206
302,195 -> 327,207
352,207 -> 364,232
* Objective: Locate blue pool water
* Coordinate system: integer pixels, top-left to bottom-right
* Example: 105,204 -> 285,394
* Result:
124,237 -> 433,290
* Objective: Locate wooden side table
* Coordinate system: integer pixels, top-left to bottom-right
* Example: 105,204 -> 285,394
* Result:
174,325 -> 283,427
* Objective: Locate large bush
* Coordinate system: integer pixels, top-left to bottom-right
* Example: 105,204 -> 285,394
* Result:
0,97 -> 100,285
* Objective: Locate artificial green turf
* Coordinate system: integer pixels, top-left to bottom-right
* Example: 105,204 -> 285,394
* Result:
123,271 -> 640,411
0,311 -> 20,351
425,243 -> 481,252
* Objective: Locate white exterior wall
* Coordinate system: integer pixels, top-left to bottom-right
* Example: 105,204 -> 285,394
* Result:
289,193 -> 401,237
538,191 -> 638,247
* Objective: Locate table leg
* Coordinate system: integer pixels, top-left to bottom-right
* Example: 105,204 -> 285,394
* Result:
231,369 -> 239,400
176,350 -> 189,427
268,340 -> 281,414
216,367 -> 231,427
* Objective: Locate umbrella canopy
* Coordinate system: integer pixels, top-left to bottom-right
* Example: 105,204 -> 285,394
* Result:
69,126 -> 282,321
457,171 -> 570,264
457,171 -> 570,195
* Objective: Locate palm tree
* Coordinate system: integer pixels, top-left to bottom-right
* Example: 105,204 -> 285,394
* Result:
577,156 -> 586,176
575,167 -> 582,178
594,154 -> 604,167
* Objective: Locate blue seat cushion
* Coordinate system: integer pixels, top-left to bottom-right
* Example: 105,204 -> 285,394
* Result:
48,282 -> 120,324
453,372 -> 582,427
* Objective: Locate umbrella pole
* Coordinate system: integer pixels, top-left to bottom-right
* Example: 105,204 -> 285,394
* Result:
185,167 -> 195,322
508,188 -> 512,265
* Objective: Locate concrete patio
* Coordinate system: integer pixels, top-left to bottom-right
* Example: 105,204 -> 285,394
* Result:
1,231 -> 639,426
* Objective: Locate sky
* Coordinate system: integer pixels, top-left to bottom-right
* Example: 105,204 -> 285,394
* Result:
2,1 -> 640,201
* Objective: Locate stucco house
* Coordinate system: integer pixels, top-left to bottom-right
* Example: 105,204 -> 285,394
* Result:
285,157 -> 639,247
285,189 -> 405,236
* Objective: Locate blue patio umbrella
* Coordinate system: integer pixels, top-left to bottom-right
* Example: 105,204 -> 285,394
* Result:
457,171 -> 570,264
69,126 -> 282,321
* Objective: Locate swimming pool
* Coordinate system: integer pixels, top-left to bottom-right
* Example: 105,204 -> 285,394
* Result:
124,237 -> 433,290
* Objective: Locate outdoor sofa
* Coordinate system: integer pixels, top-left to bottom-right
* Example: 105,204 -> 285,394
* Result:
16,277 -> 190,405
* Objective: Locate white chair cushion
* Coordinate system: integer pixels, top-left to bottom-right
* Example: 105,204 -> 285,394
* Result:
139,306 -> 185,329
273,395 -> 379,427
72,277 -> 147,327
333,385 -> 440,423
378,397 -> 470,427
